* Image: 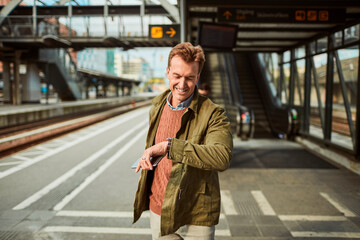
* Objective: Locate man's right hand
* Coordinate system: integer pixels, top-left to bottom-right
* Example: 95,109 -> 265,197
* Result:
135,141 -> 168,173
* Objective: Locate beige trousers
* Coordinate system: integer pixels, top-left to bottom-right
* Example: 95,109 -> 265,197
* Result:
150,210 -> 215,240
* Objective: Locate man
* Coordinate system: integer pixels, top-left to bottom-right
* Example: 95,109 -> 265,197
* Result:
198,83 -> 211,96
133,42 -> 233,240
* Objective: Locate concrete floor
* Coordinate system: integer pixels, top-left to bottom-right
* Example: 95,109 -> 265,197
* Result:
0,106 -> 359,239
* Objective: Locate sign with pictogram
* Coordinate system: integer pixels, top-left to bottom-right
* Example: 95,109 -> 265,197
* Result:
295,10 -> 306,21
149,25 -> 180,41
218,8 -> 345,23
307,10 -> 317,21
319,11 -> 329,21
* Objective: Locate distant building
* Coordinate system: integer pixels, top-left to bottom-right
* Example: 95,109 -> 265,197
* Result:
77,49 -> 108,73
0,0 -> 26,5
114,53 -> 153,82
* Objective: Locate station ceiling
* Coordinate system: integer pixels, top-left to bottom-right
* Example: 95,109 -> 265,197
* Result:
0,0 -> 359,53
186,0 -> 360,52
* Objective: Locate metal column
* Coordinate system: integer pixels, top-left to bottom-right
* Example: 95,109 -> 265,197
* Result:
32,1 -> 37,36
356,43 -> 360,157
116,82 -> 119,97
278,53 -> 284,100
104,1 -> 108,36
324,35 -> 334,142
180,0 -> 187,43
22,63 -> 41,103
68,5 -> 72,37
303,45 -> 312,133
12,51 -> 21,105
2,61 -> 11,103
289,49 -> 295,106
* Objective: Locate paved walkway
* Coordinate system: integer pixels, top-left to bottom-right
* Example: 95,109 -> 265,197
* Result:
216,139 -> 360,239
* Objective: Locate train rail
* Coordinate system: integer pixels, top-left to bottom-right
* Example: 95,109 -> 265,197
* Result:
310,115 -> 356,136
0,100 -> 151,158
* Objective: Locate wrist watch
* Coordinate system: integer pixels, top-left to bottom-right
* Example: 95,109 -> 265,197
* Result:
166,138 -> 172,157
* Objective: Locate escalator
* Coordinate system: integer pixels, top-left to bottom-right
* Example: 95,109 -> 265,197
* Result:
201,52 -> 253,139
202,51 -> 298,140
38,49 -> 84,100
235,52 -> 298,139
234,53 -> 273,138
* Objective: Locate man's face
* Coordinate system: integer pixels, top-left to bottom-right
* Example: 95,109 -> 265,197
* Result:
167,56 -> 200,107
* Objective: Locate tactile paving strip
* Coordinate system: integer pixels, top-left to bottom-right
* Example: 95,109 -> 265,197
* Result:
0,231 -> 33,240
232,191 -> 263,215
333,192 -> 360,217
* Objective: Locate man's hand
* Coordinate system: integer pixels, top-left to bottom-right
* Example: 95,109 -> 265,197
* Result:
135,141 -> 168,173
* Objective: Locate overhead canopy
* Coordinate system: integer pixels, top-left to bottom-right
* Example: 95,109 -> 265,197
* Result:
186,0 -> 360,52
0,0 -> 359,52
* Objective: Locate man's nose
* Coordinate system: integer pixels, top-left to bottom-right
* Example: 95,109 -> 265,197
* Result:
178,77 -> 186,88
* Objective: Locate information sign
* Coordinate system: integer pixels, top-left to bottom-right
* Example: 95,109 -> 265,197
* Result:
218,8 -> 346,24
149,25 -> 180,41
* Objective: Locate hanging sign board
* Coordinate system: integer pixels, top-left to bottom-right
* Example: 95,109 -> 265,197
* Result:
218,8 -> 346,24
149,25 -> 180,41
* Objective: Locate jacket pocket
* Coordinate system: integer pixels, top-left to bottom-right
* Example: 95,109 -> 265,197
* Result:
197,181 -> 206,194
197,181 -> 211,212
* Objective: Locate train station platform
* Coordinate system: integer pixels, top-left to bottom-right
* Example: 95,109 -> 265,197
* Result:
215,138 -> 360,239
0,106 -> 359,239
0,94 -> 156,128
0,94 -> 155,154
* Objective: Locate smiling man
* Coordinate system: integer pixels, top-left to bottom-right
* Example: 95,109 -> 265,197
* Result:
133,42 -> 233,240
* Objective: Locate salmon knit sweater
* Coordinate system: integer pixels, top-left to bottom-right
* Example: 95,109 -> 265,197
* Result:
149,103 -> 186,215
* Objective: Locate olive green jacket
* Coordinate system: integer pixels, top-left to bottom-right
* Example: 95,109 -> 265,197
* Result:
133,88 -> 233,236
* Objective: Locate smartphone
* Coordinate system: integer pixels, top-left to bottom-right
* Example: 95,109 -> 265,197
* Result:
131,155 -> 164,169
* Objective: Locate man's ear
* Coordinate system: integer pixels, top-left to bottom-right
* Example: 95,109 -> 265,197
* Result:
196,74 -> 200,83
166,67 -> 170,78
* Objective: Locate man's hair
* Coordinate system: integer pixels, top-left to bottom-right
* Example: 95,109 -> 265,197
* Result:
167,42 -> 206,74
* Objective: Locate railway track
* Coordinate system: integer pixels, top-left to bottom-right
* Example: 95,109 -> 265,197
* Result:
310,115 -> 356,136
0,100 -> 151,158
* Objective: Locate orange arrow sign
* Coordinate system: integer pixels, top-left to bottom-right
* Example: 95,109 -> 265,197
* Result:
166,27 -> 176,38
223,10 -> 232,20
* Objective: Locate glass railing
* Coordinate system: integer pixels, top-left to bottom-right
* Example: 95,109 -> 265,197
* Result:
0,15 -> 169,38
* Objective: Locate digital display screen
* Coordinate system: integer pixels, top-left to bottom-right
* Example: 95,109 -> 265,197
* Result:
197,22 -> 238,49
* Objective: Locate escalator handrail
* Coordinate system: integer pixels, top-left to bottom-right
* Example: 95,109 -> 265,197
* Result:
223,52 -> 255,139
250,53 -> 298,138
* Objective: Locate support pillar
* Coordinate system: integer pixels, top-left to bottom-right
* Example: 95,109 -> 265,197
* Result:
289,49 -> 295,106
324,35 -> 334,141
95,85 -> 99,98
180,0 -> 187,42
303,45 -> 312,133
2,61 -> 11,103
355,43 -> 360,157
116,81 -> 119,97
103,82 -> 107,97
21,63 -> 41,103
12,51 -> 21,105
85,78 -> 89,99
